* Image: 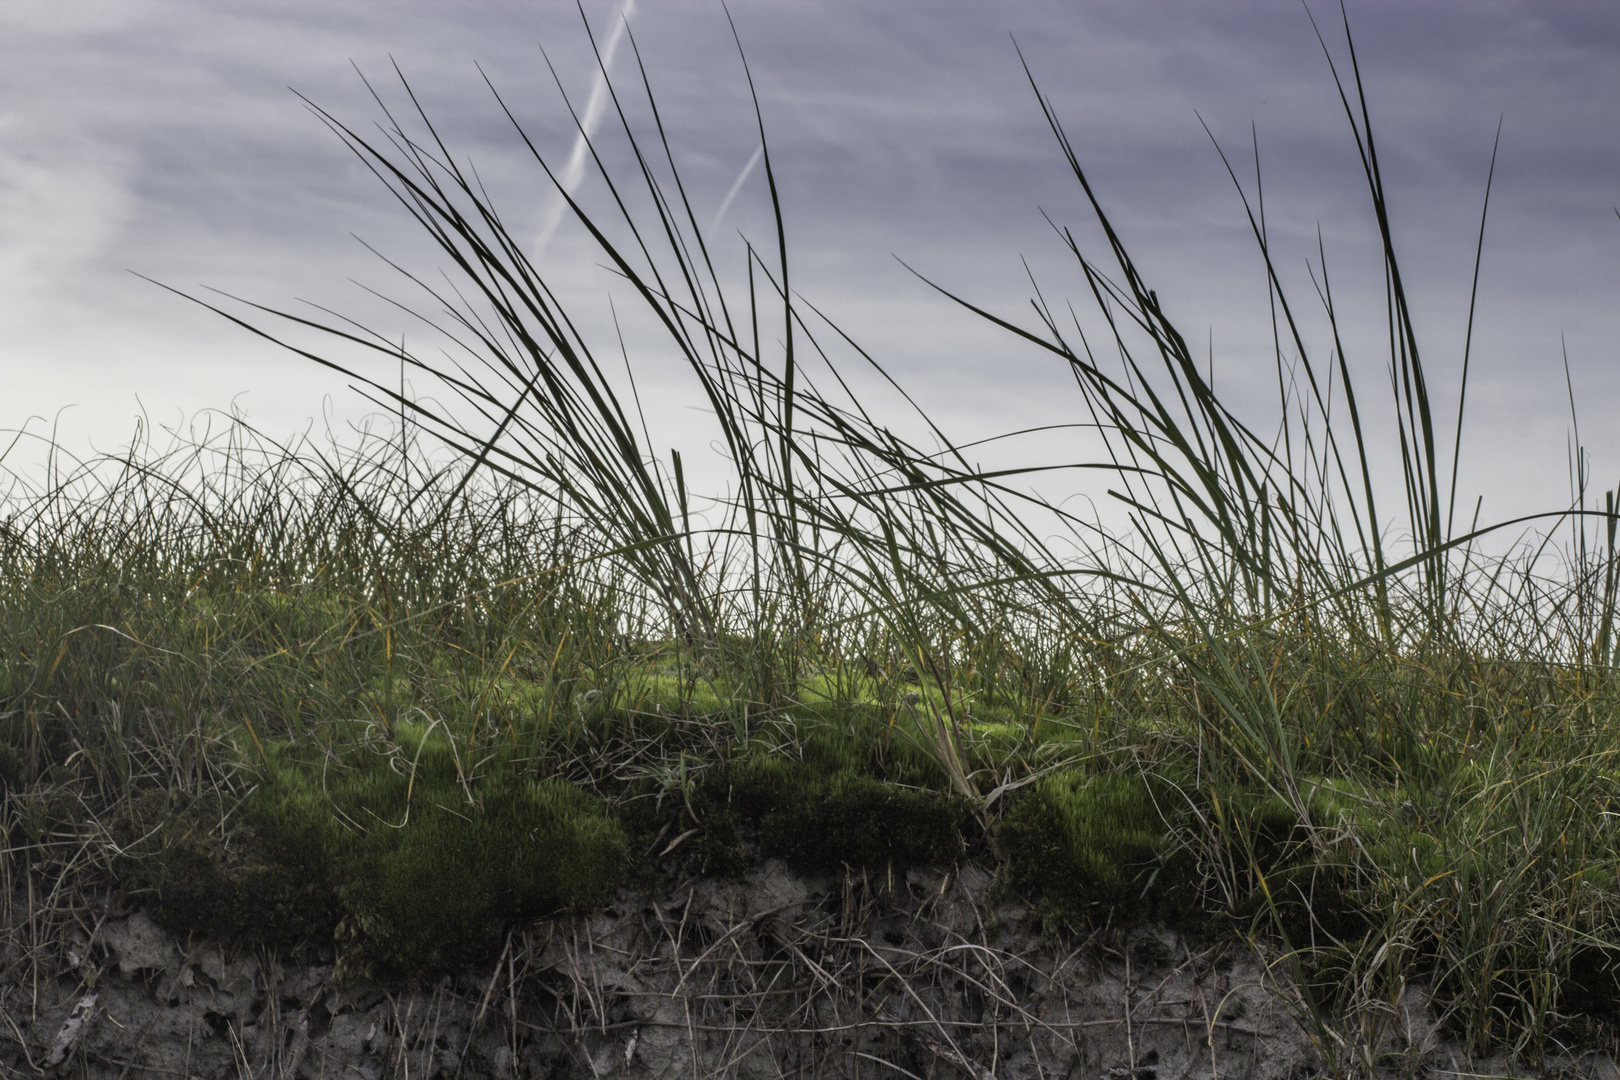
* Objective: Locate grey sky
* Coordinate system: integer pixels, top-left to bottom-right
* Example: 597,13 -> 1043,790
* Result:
3,1 -> 1618,530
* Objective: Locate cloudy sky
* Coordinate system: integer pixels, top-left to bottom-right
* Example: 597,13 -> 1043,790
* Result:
3,1 -> 1618,532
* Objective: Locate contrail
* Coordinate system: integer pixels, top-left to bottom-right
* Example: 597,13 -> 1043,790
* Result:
534,0 -> 637,259
707,144 -> 763,244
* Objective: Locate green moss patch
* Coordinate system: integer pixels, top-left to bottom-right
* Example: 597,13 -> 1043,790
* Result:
134,724 -> 630,981
997,770 -> 1199,926
1205,785 -> 1368,947
122,788 -> 341,948
699,751 -> 971,877
330,771 -> 629,981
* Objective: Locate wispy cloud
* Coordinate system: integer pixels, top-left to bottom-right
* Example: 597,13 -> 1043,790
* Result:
708,143 -> 762,244
533,0 -> 637,260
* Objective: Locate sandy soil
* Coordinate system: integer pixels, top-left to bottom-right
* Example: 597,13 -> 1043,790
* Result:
4,860 -> 1613,1079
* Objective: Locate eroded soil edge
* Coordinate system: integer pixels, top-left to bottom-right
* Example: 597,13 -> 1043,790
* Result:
4,861 -> 1605,1080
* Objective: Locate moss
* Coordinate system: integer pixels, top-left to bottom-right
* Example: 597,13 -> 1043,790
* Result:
1211,788 -> 1301,870
760,774 -> 969,875
696,807 -> 751,876
997,770 -> 1198,925
1203,783 -> 1370,948
130,788 -> 342,948
334,775 -> 630,981
722,752 -> 818,823
794,708 -> 956,792
1563,943 -> 1620,1020
965,722 -> 1029,768
1230,859 -> 1365,948
137,726 -> 631,981
700,752 -> 970,877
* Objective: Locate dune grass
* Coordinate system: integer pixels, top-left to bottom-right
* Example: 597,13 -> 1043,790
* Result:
4,7 -> 1620,1070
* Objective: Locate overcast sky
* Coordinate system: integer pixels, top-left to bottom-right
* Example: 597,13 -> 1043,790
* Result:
3,1 -> 1618,533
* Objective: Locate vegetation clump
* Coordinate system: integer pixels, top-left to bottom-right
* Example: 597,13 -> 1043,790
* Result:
328,773 -> 629,981
129,726 -> 630,980
126,786 -> 342,949
997,771 -> 1199,926
700,751 -> 971,877
319,729 -> 629,980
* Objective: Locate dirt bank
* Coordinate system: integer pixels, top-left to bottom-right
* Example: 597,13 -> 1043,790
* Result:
3,860 -> 1608,1079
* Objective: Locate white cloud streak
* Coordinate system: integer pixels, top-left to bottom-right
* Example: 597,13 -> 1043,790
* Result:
533,0 -> 637,260
708,143 -> 763,244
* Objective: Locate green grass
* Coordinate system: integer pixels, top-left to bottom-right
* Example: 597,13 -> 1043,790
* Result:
4,8 -> 1620,1070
